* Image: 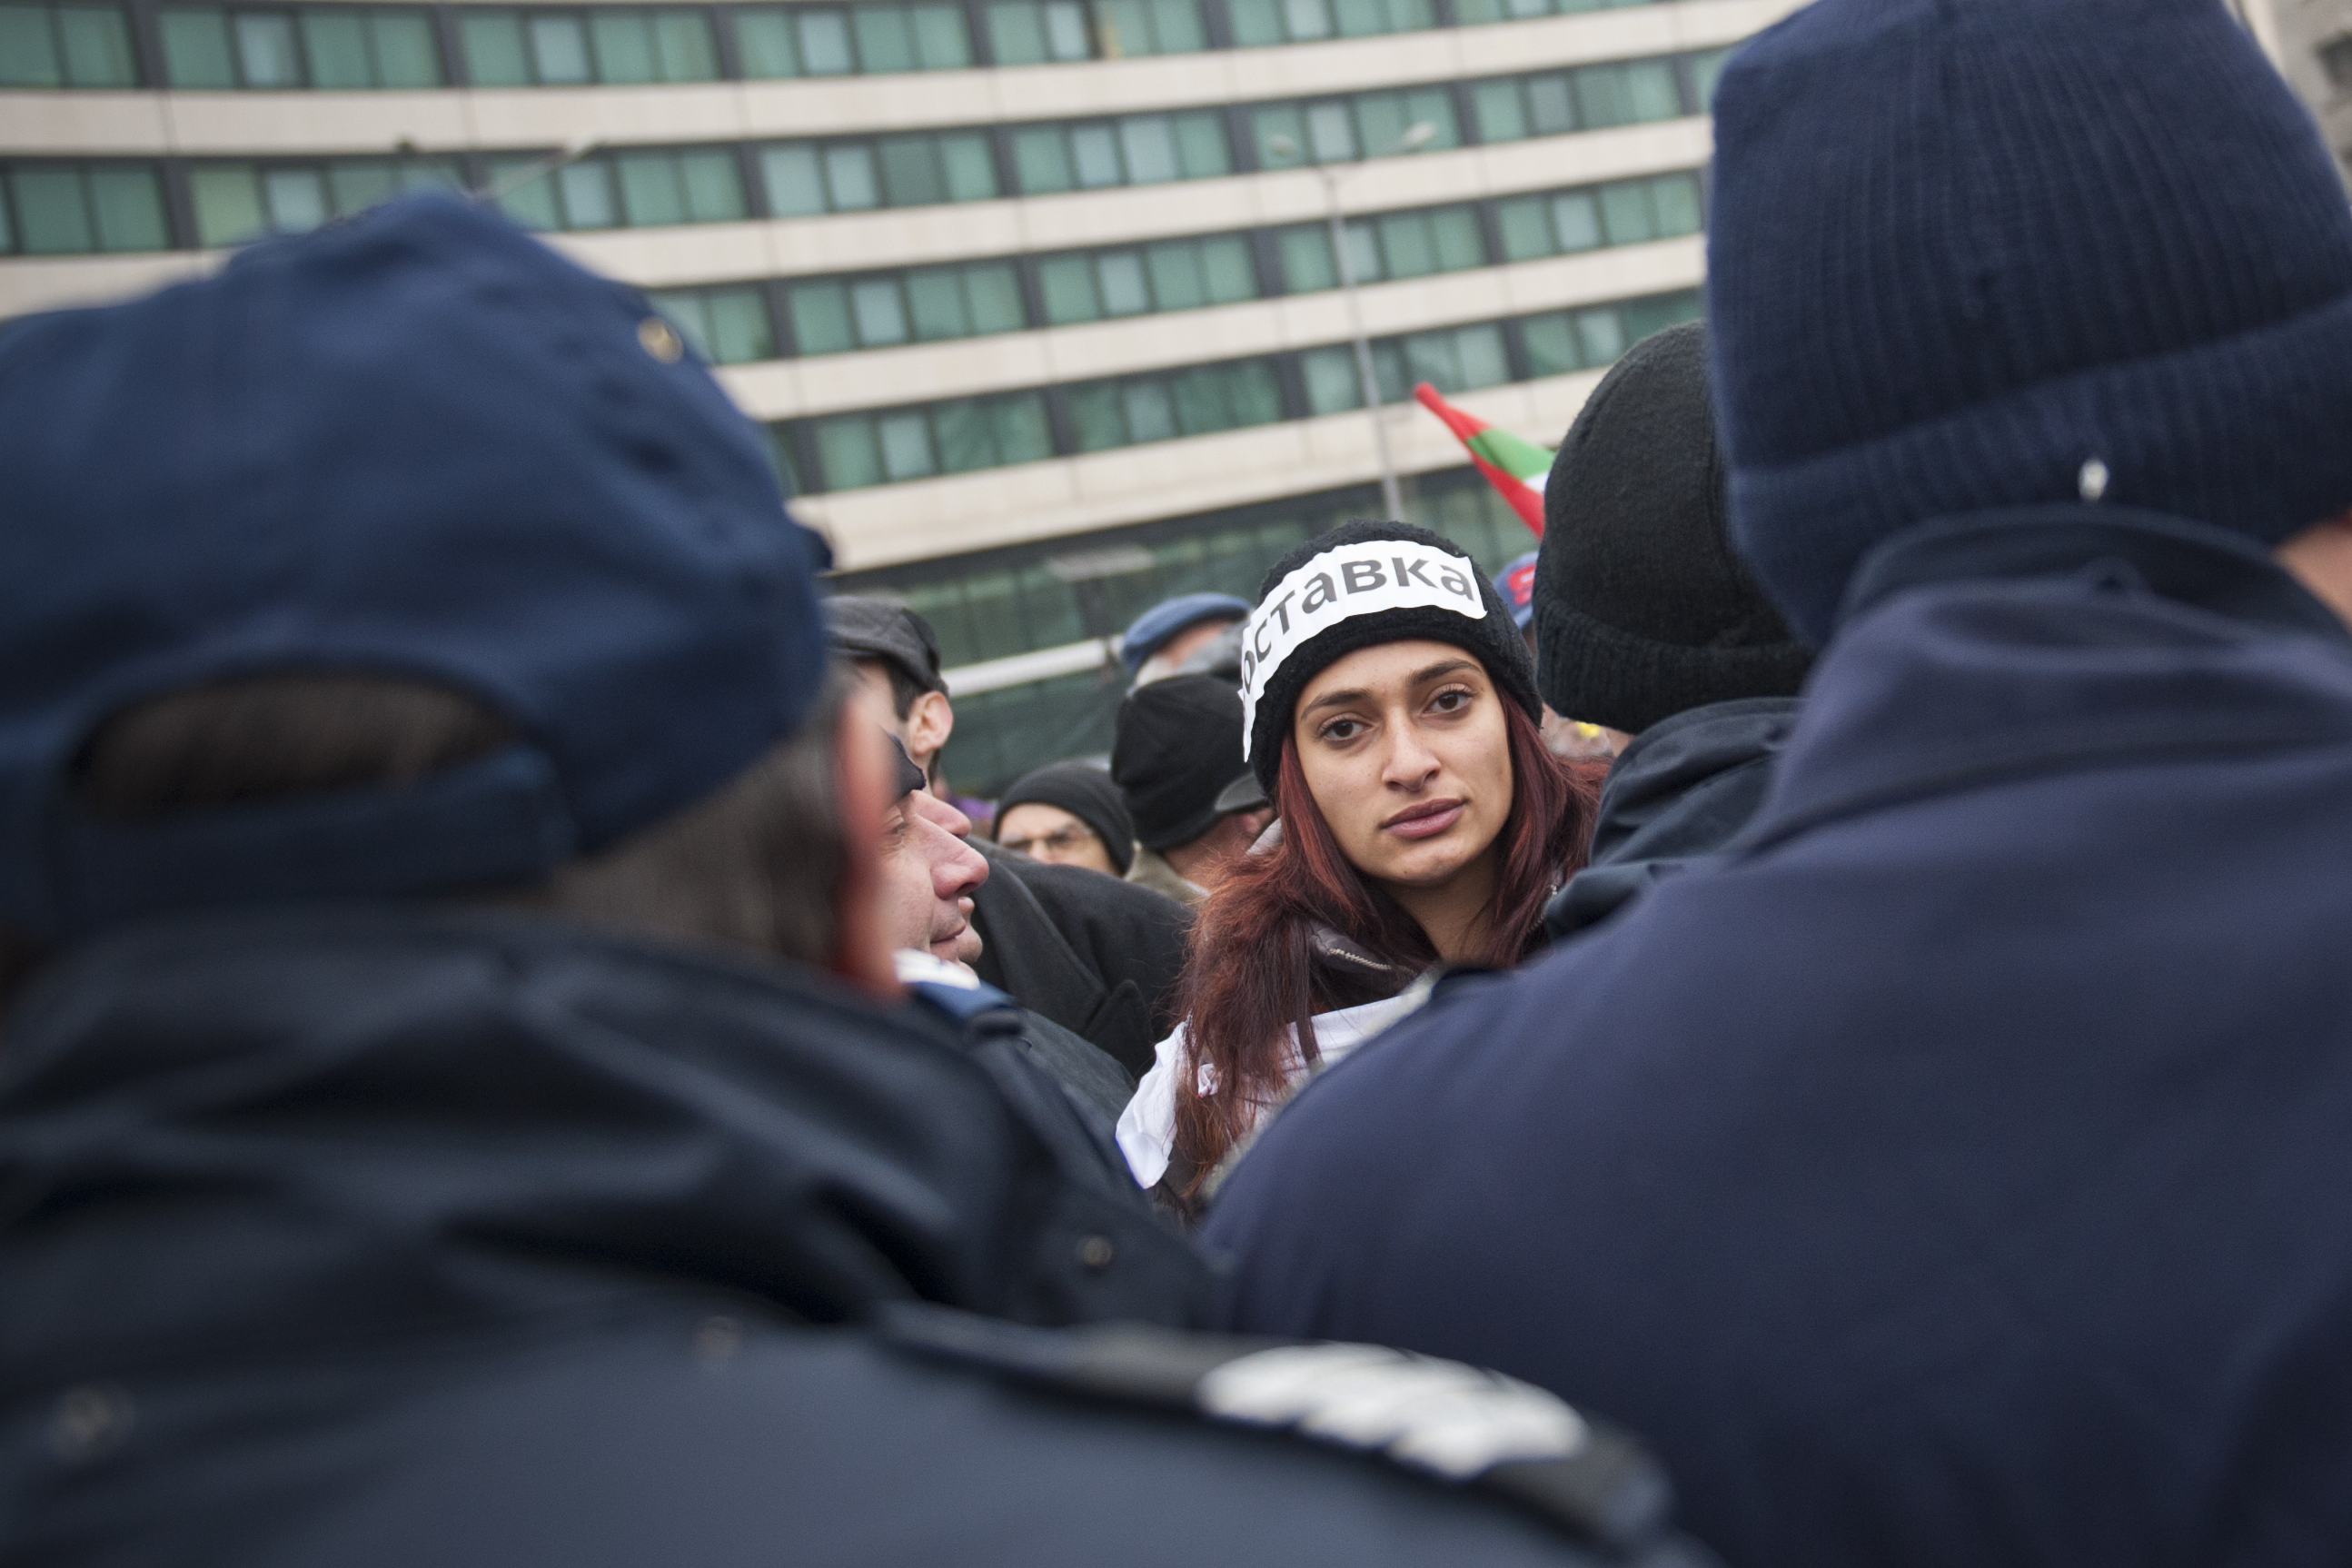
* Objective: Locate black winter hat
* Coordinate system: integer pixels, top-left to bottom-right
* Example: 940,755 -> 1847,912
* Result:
1535,322 -> 1812,734
1112,674 -> 1246,851
993,760 -> 1135,875
1242,521 -> 1538,798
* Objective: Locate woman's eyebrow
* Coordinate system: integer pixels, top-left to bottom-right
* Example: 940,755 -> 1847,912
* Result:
1414,659 -> 1479,685
1301,687 -> 1371,717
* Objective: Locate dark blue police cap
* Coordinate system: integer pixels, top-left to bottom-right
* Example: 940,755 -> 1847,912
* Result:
0,194 -> 830,941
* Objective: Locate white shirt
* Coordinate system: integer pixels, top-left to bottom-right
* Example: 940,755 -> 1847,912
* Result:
1115,991 -> 1426,1188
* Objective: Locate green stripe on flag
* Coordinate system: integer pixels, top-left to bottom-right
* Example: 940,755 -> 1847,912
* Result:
1467,425 -> 1554,484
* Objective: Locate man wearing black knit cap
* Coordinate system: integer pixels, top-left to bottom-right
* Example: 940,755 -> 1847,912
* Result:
1207,2 -> 2352,1563
1534,321 -> 1812,937
1111,675 -> 1274,908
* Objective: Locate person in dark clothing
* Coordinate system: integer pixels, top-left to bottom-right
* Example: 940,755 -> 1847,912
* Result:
993,759 -> 1136,877
1530,322 -> 1813,938
1205,4 -> 2352,1564
1111,674 -> 1275,908
0,195 -> 1722,1568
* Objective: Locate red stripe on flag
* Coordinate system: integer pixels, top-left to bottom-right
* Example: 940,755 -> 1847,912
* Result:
1420,382 -> 1543,538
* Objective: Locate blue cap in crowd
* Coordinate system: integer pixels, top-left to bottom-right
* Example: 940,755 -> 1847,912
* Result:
1120,592 -> 1249,673
1494,551 -> 1539,631
0,194 -> 830,940
1709,0 -> 2352,644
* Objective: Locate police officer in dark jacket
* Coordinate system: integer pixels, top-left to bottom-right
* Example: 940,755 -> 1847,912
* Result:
0,195 -> 1717,1568
1207,5 -> 2352,1564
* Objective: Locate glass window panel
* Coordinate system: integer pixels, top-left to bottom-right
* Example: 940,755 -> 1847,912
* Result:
678,150 -> 743,221
557,159 -> 615,227
1574,304 -> 1625,365
1452,0 -> 1500,18
735,9 -> 798,76
1069,124 -> 1120,187
991,393 -> 1053,464
0,5 -> 61,86
1339,218 -> 1378,283
1252,104 -> 1305,169
300,11 -> 370,86
1305,101 -> 1355,163
1691,46 -> 1731,112
1228,0 -> 1281,45
83,165 -> 164,250
1625,58 -> 1681,120
851,278 -> 909,345
1520,311 -> 1579,375
1471,80 -> 1525,144
878,135 -> 942,206
396,157 -> 456,194
486,156 -> 557,227
650,290 -> 715,359
1173,111 -> 1228,177
911,4 -> 969,65
817,416 -> 881,490
1302,345 -> 1360,413
528,14 -> 589,83
0,184 -> 12,250
262,166 -> 328,232
938,134 -> 996,202
796,9 -> 851,72
1094,0 -> 1145,56
1067,382 -> 1125,451
1574,64 -> 1633,128
1370,340 -> 1405,403
190,164 -> 265,244
1599,180 -> 1654,243
1042,0 -> 1087,55
1331,0 -> 1386,35
986,1 -> 1045,64
1171,364 -> 1232,435
1037,254 -> 1099,323
903,269 -> 968,340
1454,323 -> 1509,389
1430,207 -> 1484,271
1150,0 -> 1204,52
1199,236 -> 1255,303
1494,194 -> 1550,261
1388,0 -> 1434,26
1096,251 -> 1148,315
1121,380 -> 1176,443
1551,189 -> 1600,251
327,160 -> 395,213
1012,128 -> 1071,194
1354,89 -> 1411,158
964,263 -> 1025,332
1404,87 -> 1458,147
1652,171 -> 1703,235
1380,213 -> 1434,278
1526,73 -> 1575,134
372,12 -> 440,85
1282,0 -> 1331,40
1278,224 -> 1334,292
789,281 -> 856,354
1118,115 -> 1177,185
760,144 -> 827,215
1227,360 -> 1280,425
705,287 -> 774,362
233,14 -> 299,86
588,10 -> 655,82
59,6 -> 135,84
458,11 -> 528,84
1623,288 -> 1700,340
1401,327 -> 1461,392
823,144 -> 878,209
14,169 -> 92,253
1145,242 -> 1205,311
878,412 -> 937,481
616,153 -> 683,226
854,5 -> 915,71
933,398 -> 995,471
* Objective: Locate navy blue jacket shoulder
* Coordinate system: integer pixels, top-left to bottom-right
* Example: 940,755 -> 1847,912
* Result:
1205,510 -> 2352,1568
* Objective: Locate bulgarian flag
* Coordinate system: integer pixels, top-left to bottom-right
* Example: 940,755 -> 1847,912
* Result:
1414,382 -> 1553,537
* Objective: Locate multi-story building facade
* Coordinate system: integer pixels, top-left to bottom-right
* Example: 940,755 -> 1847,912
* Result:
2,0 -> 1795,789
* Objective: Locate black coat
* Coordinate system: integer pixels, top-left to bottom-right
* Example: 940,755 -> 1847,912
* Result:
0,908 -> 1701,1568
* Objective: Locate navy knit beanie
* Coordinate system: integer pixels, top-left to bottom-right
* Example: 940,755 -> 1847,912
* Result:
1708,0 -> 2352,646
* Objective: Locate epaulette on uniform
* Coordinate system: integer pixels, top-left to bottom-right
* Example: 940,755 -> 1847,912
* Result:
878,1303 -> 1719,1565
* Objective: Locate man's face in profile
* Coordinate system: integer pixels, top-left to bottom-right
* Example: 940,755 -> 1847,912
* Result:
876,784 -> 987,968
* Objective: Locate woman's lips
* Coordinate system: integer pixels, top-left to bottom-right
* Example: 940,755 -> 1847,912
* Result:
1383,799 -> 1465,840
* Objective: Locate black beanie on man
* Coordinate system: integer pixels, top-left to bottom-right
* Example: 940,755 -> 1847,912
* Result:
1112,674 -> 1246,851
1534,322 -> 1812,734
1242,521 -> 1538,799
993,760 -> 1135,876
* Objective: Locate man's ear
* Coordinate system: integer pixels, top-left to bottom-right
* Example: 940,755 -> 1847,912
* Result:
904,690 -> 955,769
2276,508 -> 2352,631
827,688 -> 902,1001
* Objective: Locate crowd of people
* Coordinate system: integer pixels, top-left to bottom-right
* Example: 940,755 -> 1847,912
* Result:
6,0 -> 2352,1563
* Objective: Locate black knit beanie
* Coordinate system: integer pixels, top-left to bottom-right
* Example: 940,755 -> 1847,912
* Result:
993,760 -> 1135,875
1242,521 -> 1538,798
1536,321 -> 1812,733
1112,674 -> 1246,851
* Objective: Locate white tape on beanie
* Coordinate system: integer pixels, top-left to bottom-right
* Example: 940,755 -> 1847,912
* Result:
1239,539 -> 1487,759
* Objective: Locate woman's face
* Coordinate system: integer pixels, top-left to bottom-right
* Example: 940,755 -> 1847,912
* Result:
1291,639 -> 1513,895
995,801 -> 1118,875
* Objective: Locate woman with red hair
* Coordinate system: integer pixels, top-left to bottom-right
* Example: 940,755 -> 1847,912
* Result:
1117,522 -> 1602,1212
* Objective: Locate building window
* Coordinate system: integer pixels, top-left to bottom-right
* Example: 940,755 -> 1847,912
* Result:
1251,84 -> 1460,165
1472,56 -> 1685,143
789,261 -> 1027,353
1302,321 -> 1509,412
188,154 -> 458,245
0,3 -> 136,86
1519,288 -> 1700,375
460,7 -> 717,85
491,146 -> 744,231
1276,202 -> 1484,289
733,3 -> 971,76
1037,234 -> 1255,323
159,6 -> 442,88
1453,0 -> 1657,19
1228,0 -> 1434,46
812,392 -> 1053,490
1494,170 -> 1702,261
1066,358 -> 1284,451
759,132 -> 997,215
0,163 -> 167,253
649,283 -> 776,363
985,0 -> 1205,64
1012,111 -> 1228,194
